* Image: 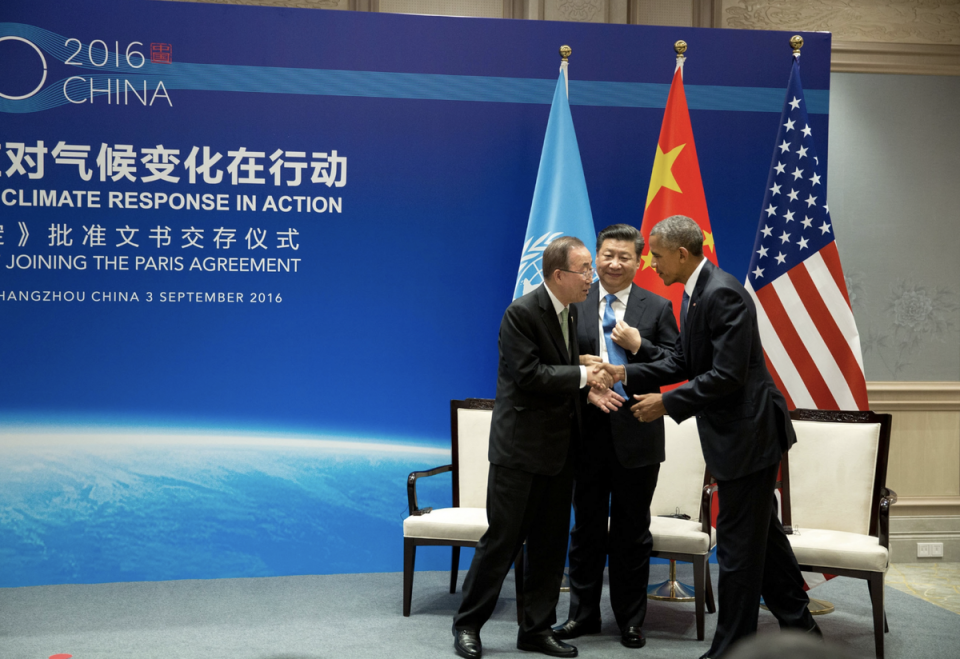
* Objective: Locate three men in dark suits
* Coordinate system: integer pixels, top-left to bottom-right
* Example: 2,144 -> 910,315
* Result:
453,236 -> 614,659
553,224 -> 678,649
625,215 -> 819,658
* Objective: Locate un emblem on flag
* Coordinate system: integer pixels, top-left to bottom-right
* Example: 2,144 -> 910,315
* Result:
514,232 -> 562,299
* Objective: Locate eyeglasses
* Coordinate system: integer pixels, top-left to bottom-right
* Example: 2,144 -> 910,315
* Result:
559,268 -> 595,280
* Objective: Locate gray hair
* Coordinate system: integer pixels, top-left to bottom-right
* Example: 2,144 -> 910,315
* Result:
650,215 -> 703,256
542,235 -> 586,279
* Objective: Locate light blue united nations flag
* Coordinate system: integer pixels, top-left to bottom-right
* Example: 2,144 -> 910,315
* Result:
514,62 -> 597,299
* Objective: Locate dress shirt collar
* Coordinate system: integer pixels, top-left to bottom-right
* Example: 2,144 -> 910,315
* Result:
684,258 -> 708,300
543,283 -> 567,316
598,282 -> 631,310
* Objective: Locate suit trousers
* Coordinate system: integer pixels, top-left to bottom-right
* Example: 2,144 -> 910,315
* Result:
709,461 -> 814,658
455,455 -> 575,638
566,430 -> 660,631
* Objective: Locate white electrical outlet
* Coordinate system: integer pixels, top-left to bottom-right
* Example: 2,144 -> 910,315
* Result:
917,542 -> 944,558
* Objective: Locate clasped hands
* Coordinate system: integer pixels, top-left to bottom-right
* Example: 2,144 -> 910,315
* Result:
581,356 -> 626,413
580,352 -> 666,423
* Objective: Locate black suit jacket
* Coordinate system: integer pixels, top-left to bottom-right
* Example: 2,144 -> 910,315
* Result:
488,284 -> 583,476
625,261 -> 795,481
574,283 -> 678,469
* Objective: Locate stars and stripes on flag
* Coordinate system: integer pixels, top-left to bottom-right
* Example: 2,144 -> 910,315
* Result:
744,57 -> 869,412
635,58 -> 718,325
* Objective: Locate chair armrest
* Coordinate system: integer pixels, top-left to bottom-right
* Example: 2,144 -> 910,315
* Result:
878,487 -> 898,549
407,465 -> 452,516
700,483 -> 718,536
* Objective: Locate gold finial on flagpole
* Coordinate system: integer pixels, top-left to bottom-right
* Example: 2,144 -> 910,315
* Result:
790,35 -> 804,55
560,45 -> 572,62
674,40 -> 687,64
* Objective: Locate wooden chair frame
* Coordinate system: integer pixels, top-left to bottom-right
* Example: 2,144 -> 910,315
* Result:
782,409 -> 897,659
403,398 -> 524,621
650,469 -> 717,640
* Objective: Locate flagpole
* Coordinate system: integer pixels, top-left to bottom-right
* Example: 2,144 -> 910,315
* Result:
785,30 -> 840,620
647,36 -> 704,608
790,34 -> 803,59
559,45 -> 571,97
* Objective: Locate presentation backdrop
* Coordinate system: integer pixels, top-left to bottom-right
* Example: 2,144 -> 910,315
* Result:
0,0 -> 831,587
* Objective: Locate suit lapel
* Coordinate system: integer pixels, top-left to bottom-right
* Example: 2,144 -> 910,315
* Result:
623,285 -> 646,327
585,284 -> 601,355
682,260 -> 712,355
537,285 -> 569,362
568,304 -> 579,364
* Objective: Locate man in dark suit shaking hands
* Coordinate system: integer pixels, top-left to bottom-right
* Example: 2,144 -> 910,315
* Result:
626,216 -> 819,658
553,224 -> 678,649
453,236 -> 614,659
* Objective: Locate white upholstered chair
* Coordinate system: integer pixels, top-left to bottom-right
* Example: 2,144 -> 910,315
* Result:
648,415 -> 717,640
781,409 -> 895,659
402,398 -> 523,620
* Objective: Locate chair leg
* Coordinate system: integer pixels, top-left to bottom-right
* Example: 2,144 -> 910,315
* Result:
403,538 -> 416,617
450,546 -> 461,594
705,558 -> 716,614
867,572 -> 885,659
693,555 -> 706,641
514,547 -> 525,625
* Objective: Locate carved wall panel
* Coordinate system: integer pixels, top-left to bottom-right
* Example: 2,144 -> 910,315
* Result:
544,0 -> 609,23
380,0 -> 504,17
720,0 -> 960,45
163,0 -> 351,9
635,0 -> 694,26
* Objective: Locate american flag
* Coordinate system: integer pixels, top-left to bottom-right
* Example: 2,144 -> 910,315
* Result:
744,57 -> 868,412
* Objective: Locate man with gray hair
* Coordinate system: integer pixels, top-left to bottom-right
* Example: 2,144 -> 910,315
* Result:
609,215 -> 819,658
453,236 -> 614,659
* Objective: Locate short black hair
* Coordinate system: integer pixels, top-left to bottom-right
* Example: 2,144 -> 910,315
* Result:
596,224 -> 644,256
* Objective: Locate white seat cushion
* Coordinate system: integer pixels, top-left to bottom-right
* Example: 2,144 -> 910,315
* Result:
403,507 -> 487,542
787,528 -> 888,573
650,516 -> 716,555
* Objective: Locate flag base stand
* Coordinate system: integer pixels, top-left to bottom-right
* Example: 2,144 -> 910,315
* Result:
760,598 -> 835,615
647,559 -> 696,602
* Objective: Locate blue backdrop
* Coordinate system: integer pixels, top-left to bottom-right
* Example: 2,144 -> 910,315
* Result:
0,0 -> 830,587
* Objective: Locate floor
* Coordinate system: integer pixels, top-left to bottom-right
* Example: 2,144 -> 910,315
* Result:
886,562 -> 960,615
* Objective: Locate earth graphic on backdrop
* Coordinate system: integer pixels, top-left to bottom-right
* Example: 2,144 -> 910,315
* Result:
0,428 -> 456,587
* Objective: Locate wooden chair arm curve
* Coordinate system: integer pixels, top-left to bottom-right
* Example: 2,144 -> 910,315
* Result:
407,464 -> 452,516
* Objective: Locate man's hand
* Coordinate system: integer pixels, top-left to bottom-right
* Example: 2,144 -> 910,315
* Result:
631,393 -> 666,423
611,321 -> 642,354
580,354 -> 602,366
597,362 -> 625,384
588,388 -> 625,413
586,363 -> 613,390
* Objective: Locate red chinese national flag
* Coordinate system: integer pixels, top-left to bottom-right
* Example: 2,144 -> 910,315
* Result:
635,64 -> 718,325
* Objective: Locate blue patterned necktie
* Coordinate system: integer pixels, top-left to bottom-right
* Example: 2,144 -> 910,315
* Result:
681,291 -> 690,331
602,293 -> 628,400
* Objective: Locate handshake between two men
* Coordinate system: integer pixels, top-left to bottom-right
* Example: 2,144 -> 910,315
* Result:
579,319 -> 668,423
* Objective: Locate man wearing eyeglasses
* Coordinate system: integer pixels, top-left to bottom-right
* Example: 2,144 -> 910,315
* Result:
554,224 -> 679,650
453,236 -> 614,659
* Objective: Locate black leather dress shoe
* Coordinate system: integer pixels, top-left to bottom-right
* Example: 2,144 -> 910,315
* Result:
453,628 -> 482,659
517,633 -> 578,657
552,618 -> 601,640
620,627 -> 646,648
